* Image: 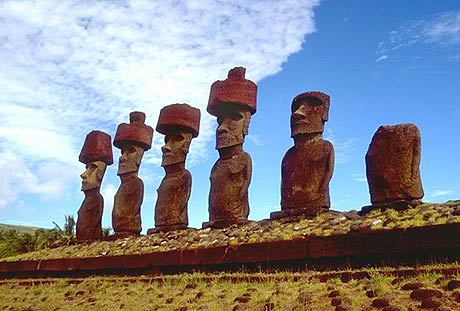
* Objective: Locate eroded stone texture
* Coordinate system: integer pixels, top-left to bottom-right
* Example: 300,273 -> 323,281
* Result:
151,104 -> 200,232
271,91 -> 334,220
112,112 -> 153,237
203,67 -> 257,228
365,123 -> 423,208
76,131 -> 113,242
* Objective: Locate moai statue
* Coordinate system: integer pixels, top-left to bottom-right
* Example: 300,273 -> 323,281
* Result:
202,67 -> 257,229
149,103 -> 200,233
363,123 -> 423,212
76,131 -> 113,242
112,111 -> 153,237
271,91 -> 334,220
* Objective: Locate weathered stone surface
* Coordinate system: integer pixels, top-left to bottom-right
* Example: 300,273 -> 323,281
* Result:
271,91 -> 334,220
410,288 -> 442,300
79,130 -> 113,165
154,167 -> 191,231
365,123 -> 424,206
76,131 -> 113,242
77,189 -> 104,241
112,174 -> 144,236
207,67 -> 257,116
156,103 -> 200,138
112,112 -> 153,237
204,67 -> 256,229
372,297 -> 390,307
114,111 -> 154,151
401,282 -> 423,290
421,297 -> 442,308
153,104 -> 200,232
446,280 -> 460,291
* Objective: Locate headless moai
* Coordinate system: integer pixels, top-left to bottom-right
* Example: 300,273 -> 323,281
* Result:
203,67 -> 257,229
112,111 -> 153,237
149,103 -> 200,233
363,123 -> 424,213
76,130 -> 113,242
271,91 -> 334,220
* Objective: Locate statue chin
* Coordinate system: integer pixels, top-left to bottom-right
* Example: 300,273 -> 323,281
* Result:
161,154 -> 186,167
81,182 -> 100,192
117,164 -> 138,176
216,135 -> 244,150
291,121 -> 324,137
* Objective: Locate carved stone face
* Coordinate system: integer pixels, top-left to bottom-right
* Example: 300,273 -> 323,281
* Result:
161,131 -> 193,166
80,161 -> 107,191
291,97 -> 327,137
117,144 -> 144,175
216,109 -> 251,149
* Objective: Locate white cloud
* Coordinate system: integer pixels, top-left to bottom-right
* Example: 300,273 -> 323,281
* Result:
0,151 -> 79,210
353,174 -> 367,183
0,0 -> 321,214
101,183 -> 117,217
375,55 -> 388,63
247,134 -> 265,147
376,10 -> 460,61
324,129 -> 358,165
430,189 -> 454,198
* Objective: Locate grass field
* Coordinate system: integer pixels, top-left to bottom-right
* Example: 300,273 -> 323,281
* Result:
1,265 -> 460,311
2,200 -> 460,262
0,223 -> 44,235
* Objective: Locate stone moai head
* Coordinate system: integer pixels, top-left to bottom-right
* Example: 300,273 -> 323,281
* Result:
114,111 -> 153,175
290,91 -> 330,138
156,103 -> 201,166
365,123 -> 424,207
207,67 -> 257,150
78,131 -> 113,191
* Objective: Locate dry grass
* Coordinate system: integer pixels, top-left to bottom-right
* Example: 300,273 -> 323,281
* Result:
2,200 -> 459,262
1,265 -> 460,310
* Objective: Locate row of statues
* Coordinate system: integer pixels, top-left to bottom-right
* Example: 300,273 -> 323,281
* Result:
76,67 -> 424,242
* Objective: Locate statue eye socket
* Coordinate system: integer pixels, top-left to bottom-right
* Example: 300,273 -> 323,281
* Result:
231,112 -> 243,121
292,103 -> 300,113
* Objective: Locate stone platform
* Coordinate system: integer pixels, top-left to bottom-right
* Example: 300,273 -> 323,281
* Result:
1,222 -> 460,279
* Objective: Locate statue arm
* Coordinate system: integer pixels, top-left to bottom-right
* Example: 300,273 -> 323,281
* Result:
241,153 -> 252,199
322,142 -> 335,191
411,133 -> 421,180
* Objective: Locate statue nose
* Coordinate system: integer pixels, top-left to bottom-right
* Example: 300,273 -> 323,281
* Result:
293,107 -> 306,119
161,145 -> 171,153
217,121 -> 229,133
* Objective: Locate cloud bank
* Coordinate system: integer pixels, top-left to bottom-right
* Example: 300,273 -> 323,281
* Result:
0,0 -> 320,212
376,10 -> 460,62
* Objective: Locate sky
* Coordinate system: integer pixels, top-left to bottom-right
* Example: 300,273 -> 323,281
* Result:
0,0 -> 459,231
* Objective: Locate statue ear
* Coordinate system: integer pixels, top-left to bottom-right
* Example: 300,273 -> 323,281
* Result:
134,146 -> 144,166
181,132 -> 193,153
242,111 -> 251,135
96,162 -> 107,180
322,102 -> 330,122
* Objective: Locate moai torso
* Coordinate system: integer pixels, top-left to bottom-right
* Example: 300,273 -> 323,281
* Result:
208,150 -> 251,222
271,91 -> 334,220
112,112 -> 153,237
113,175 -> 144,235
77,190 -> 103,241
281,139 -> 333,211
366,123 -> 424,205
203,67 -> 257,228
151,103 -> 200,233
155,169 -> 191,229
76,131 -> 112,242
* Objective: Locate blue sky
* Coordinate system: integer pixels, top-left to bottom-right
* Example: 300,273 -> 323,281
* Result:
0,0 -> 459,231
